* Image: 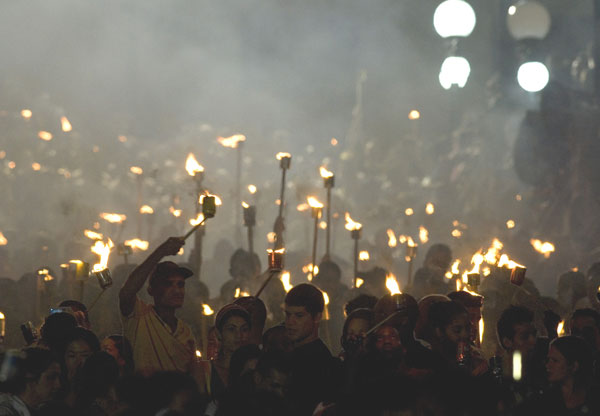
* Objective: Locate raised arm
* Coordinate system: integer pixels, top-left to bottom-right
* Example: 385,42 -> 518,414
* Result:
119,237 -> 185,316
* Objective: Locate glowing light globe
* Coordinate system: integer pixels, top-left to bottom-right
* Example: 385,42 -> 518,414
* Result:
439,56 -> 471,90
434,0 -> 477,38
507,1 -> 551,40
517,62 -> 549,92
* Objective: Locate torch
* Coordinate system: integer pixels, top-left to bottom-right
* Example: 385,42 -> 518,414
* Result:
321,291 -> 332,349
88,239 -> 114,310
99,213 -> 127,244
117,243 -> 133,265
344,213 -> 363,288
242,201 -> 256,254
122,239 -> 149,264
320,167 -> 334,260
130,166 -> 144,237
307,197 -> 324,281
274,152 -> 291,249
405,237 -> 418,287
200,304 -> 214,359
0,311 -> 4,344
217,134 -> 246,243
139,204 -> 155,242
185,153 -> 205,276
256,248 -> 285,298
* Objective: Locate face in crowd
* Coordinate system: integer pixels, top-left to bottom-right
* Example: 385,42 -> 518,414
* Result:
219,316 -> 250,355
504,322 -> 537,359
284,305 -> 320,345
64,339 -> 94,381
150,275 -> 186,309
439,312 -> 470,349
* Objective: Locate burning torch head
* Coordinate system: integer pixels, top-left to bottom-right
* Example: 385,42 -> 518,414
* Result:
267,248 -> 285,271
510,267 -> 527,286
242,203 -> 256,227
92,268 -> 113,290
202,195 -> 217,218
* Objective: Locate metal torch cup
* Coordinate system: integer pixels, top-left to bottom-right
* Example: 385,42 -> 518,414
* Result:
279,156 -> 291,170
243,205 -> 256,227
268,251 -> 284,271
202,196 -> 217,218
467,273 -> 481,291
510,267 -> 526,286
92,268 -> 113,290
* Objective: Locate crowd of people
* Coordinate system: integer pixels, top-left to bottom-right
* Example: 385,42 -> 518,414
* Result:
1,236 -> 600,416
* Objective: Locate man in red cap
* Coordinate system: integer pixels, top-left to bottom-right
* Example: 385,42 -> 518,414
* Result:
119,237 -> 197,375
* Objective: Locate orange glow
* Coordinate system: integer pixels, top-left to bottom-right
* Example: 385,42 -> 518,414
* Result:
280,271 -> 293,292
31,163 -> 41,171
319,166 -> 334,179
344,213 -> 362,231
497,254 -> 525,269
484,239 -> 504,265
408,110 -> 421,120
451,260 -> 461,275
307,196 -> 324,209
199,193 -> 222,206
302,263 -> 319,281
124,239 -> 149,251
169,206 -> 182,217
185,153 -> 204,176
189,213 -> 205,226
38,131 -> 53,141
91,239 -> 114,272
407,236 -> 417,247
248,184 -> 257,194
319,221 -> 327,230
386,273 -> 401,295
61,116 -> 72,132
130,166 -> 143,175
425,203 -> 435,215
118,135 -> 127,143
359,250 -> 370,261
387,229 -> 397,247
451,229 -> 462,238
84,230 -> 104,240
398,235 -> 407,244
21,109 -> 32,119
506,220 -> 515,229
419,226 -> 429,244
242,201 -> 249,209
99,213 -> 126,223
139,205 -> 154,214
355,278 -> 364,288
297,203 -> 309,212
0,232 -> 7,246
405,208 -> 414,216
202,304 -> 214,315
530,239 -> 555,258
267,232 -> 277,243
479,318 -> 484,345
557,320 -> 565,336
276,152 -> 291,160
217,134 -> 246,148
331,138 -> 338,146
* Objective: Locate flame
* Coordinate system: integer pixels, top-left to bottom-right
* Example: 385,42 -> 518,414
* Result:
280,271 -> 293,292
484,239 -> 504,265
248,184 -> 257,194
398,235 -> 407,244
386,273 -> 401,295
21,109 -> 32,119
479,318 -> 484,345
445,271 -> 453,279
91,239 -> 114,272
61,116 -> 72,132
482,267 -> 491,276
320,166 -> 334,179
199,193 -> 223,206
387,229 -> 397,247
234,287 -> 241,298
0,232 -> 7,246
405,208 -> 414,216
99,213 -> 126,223
84,230 -> 104,240
451,260 -> 461,275
344,213 -> 362,231
140,205 -> 154,214
319,221 -> 327,230
530,239 -> 555,258
190,213 -> 205,226
456,279 -> 461,291
267,248 -> 286,254
267,232 -> 276,243
242,201 -> 249,209
217,134 -> 246,148
169,206 -> 182,217
130,166 -> 143,175
451,229 -> 462,238
408,110 -> 421,120
185,153 -> 204,176
297,203 -> 309,212
302,263 -> 319,280
355,278 -> 364,288
118,135 -> 127,143
425,203 -> 435,215
202,304 -> 214,315
38,131 -> 53,141
322,291 -> 330,305
331,138 -> 338,146
276,152 -> 291,160
419,226 -> 429,244
196,350 -> 202,358
31,162 -> 41,171
307,196 -> 324,209
557,320 -> 565,336
0,311 -> 4,319
506,220 -> 516,229
497,254 -> 524,269
359,250 -> 370,261
124,239 -> 149,251
407,236 -> 417,247
178,247 -> 184,256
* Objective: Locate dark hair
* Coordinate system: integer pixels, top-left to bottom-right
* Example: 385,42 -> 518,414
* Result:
344,294 -> 378,316
40,312 -> 78,352
284,284 -> 324,316
428,301 -> 468,330
2,348 -> 58,395
234,297 -> 267,332
261,325 -> 292,354
75,352 -> 120,410
58,300 -> 89,323
342,308 -> 374,340
497,306 -> 534,349
255,351 -> 291,378
571,308 -> 600,329
228,344 -> 261,386
146,371 -> 197,412
215,304 -> 252,333
550,336 -> 594,389
106,335 -> 135,375
59,327 -> 100,359
447,291 -> 483,308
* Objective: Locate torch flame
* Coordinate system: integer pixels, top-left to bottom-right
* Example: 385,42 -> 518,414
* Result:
344,213 -> 362,231
99,213 -> 126,223
169,206 -> 182,217
276,152 -> 291,160
419,226 -> 429,244
297,203 -> 309,212
190,213 -> 205,226
359,250 -> 370,261
199,193 -> 223,206
387,229 -> 397,247
139,205 -> 154,214
451,229 -> 462,238
307,196 -> 324,209
407,236 -> 417,247
322,291 -> 330,305
530,239 -> 555,258
248,184 -> 257,194
557,320 -> 565,336
217,134 -> 246,148
202,304 -> 214,316
451,260 -> 461,275
280,271 -> 293,292
408,110 -> 421,120
355,278 -> 364,288
506,220 -> 516,229
124,239 -> 149,251
196,350 -> 202,358
405,208 -> 414,216
497,254 -> 525,269
386,273 -> 401,295
425,203 -> 435,215
0,232 -> 7,246
38,131 -> 53,141
91,239 -> 114,272
130,166 -> 143,175
242,201 -> 249,209
398,235 -> 407,244
21,109 -> 32,119
185,153 -> 204,176
319,166 -> 334,179
84,230 -> 104,240
479,317 -> 484,345
61,116 -> 72,132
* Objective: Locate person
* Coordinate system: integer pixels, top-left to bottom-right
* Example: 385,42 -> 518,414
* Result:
261,324 -> 293,354
414,294 -> 450,348
570,308 -> 600,351
410,244 -> 453,300
0,348 -> 61,416
74,351 -> 120,415
343,294 -> 378,316
58,300 -> 91,330
233,296 -> 266,346
38,312 -> 78,353
557,271 -> 587,316
339,308 -> 372,360
448,290 -> 483,347
101,335 -> 134,376
284,284 -> 337,416
119,237 -> 197,375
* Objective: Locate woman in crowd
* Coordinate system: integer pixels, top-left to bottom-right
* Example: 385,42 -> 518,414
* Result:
101,335 -> 134,376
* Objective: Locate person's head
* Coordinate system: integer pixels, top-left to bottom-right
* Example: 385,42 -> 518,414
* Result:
415,294 -> 451,344
423,244 -> 452,272
570,309 -> 600,351
373,294 -> 419,344
229,249 -> 260,281
215,304 -> 251,356
313,261 -> 342,288
344,294 -> 378,316
60,327 -> 100,382
497,305 -> 537,358
75,351 -> 120,411
341,308 -> 373,354
447,291 -> 483,344
284,284 -> 324,346
40,312 -> 78,353
228,344 -> 261,387
546,336 -> 594,388
372,325 -> 402,357
429,301 -> 469,351
58,300 -> 90,329
253,351 -> 291,398
3,348 -> 61,408
101,335 -> 134,375
233,296 -> 267,346
147,261 -> 193,309
262,325 -> 293,354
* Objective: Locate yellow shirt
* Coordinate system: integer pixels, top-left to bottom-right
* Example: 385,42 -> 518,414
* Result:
122,297 -> 197,375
